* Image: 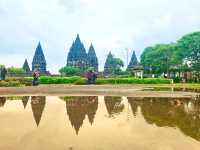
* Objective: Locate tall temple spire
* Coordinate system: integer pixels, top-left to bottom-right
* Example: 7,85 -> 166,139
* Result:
67,34 -> 88,72
127,51 -> 138,71
32,42 -> 47,72
22,59 -> 30,72
87,43 -> 98,71
104,51 -> 114,75
75,34 -> 81,44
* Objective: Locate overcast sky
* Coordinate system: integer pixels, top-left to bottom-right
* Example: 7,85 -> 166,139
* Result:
0,0 -> 200,73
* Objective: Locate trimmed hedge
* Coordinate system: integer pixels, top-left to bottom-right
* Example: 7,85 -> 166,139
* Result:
0,76 -> 172,87
39,76 -> 82,84
95,78 -> 172,84
38,77 -> 173,85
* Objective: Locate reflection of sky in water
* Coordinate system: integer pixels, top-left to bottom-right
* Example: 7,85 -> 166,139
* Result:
0,96 -> 200,150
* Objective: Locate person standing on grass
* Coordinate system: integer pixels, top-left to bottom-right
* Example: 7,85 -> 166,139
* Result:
32,69 -> 40,86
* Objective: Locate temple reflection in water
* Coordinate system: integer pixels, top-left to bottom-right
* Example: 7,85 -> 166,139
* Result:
64,96 -> 98,135
104,96 -> 124,117
22,96 -> 29,109
31,96 -> 46,127
0,97 -> 6,107
0,96 -> 200,141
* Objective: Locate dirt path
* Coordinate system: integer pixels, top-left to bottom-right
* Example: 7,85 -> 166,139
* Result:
0,84 -> 198,98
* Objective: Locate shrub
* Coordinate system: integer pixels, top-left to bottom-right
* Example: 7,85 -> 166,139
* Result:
6,77 -> 32,86
0,80 -> 21,87
95,78 -> 172,84
39,77 -> 172,85
7,67 -> 26,73
59,67 -> 81,76
39,76 -> 82,84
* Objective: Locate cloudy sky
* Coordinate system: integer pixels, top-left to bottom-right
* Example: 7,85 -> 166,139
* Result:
0,0 -> 200,73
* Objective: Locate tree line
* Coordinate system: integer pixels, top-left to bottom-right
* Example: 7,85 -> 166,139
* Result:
140,32 -> 200,81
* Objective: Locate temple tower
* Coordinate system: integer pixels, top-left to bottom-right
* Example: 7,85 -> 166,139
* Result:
32,42 -> 47,72
127,51 -> 138,71
87,44 -> 98,71
22,59 -> 30,72
104,52 -> 113,75
67,34 -> 88,72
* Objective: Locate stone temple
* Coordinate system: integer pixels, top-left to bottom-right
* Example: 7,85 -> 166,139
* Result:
127,51 -> 138,71
32,42 -> 47,73
21,42 -> 49,75
67,34 -> 98,72
22,59 -> 31,72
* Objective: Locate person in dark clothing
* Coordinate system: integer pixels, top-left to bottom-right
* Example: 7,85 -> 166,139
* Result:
86,70 -> 93,84
92,71 -> 97,84
32,69 -> 40,86
0,66 -> 7,81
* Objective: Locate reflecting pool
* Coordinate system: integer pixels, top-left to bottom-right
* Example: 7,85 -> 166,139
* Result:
0,96 -> 200,150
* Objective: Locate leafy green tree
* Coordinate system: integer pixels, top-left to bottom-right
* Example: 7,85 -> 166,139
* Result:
59,66 -> 81,76
7,67 -> 25,73
104,52 -> 124,76
177,32 -> 200,71
0,64 -> 5,68
141,44 -> 179,77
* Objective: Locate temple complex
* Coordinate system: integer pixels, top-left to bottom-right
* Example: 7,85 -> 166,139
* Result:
67,34 -> 98,72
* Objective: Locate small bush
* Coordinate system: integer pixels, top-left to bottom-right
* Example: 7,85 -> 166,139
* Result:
95,78 -> 172,84
6,77 -> 32,86
39,76 -> 82,84
74,78 -> 87,85
0,80 -> 21,87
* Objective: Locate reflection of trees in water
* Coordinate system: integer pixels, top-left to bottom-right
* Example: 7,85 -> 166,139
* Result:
0,97 -> 6,107
135,97 -> 200,141
31,96 -> 46,127
65,96 -> 98,135
127,97 -> 144,117
22,96 -> 29,109
104,96 -> 124,117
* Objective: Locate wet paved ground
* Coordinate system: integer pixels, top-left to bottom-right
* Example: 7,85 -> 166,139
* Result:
0,96 -> 200,150
0,85 -> 199,98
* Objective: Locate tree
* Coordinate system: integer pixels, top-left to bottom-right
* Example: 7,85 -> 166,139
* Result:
141,44 -> 179,77
7,67 -> 25,73
0,64 -> 5,68
104,52 -> 124,76
177,32 -> 200,71
59,66 -> 81,76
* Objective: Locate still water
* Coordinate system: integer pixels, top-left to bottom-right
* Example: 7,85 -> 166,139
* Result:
0,96 -> 200,150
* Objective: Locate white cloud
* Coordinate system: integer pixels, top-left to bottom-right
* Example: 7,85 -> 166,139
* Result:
0,0 -> 200,73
